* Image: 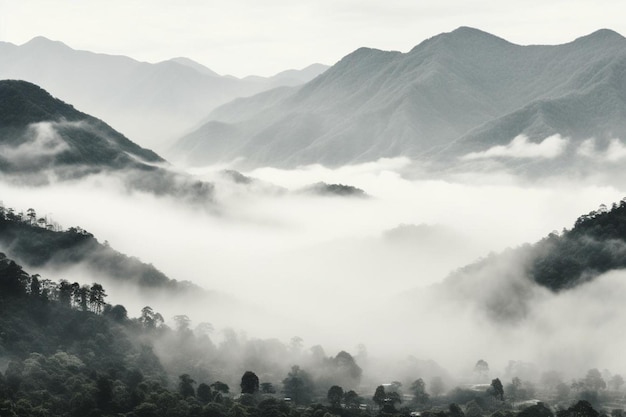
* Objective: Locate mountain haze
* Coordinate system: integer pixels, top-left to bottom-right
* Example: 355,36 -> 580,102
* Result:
0,80 -> 214,201
172,27 -> 626,171
0,37 -> 328,151
0,80 -> 162,173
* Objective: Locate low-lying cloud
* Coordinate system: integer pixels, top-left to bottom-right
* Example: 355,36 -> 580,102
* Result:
1,157 -> 625,380
0,121 -> 72,166
461,134 -> 568,160
577,137 -> 626,162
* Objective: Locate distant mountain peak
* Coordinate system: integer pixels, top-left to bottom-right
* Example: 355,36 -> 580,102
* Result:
411,26 -> 512,53
572,28 -> 625,44
22,36 -> 70,50
168,57 -> 220,77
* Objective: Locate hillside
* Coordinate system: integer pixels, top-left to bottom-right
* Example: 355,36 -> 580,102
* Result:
0,80 -> 162,172
0,204 -> 196,292
435,198 -> 626,325
529,200 -> 626,290
171,27 -> 626,172
0,37 -> 328,150
0,80 -> 214,201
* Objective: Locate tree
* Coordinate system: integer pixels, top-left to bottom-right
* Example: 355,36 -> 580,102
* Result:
560,400 -> 599,417
241,371 -> 260,394
211,381 -> 230,394
173,315 -> 191,332
386,391 -> 402,408
450,403 -> 465,417
465,400 -> 484,417
410,378 -> 430,405
344,390 -> 362,409
26,208 -> 36,225
89,283 -> 107,314
104,304 -> 128,322
96,376 -> 114,410
475,360 -> 489,381
140,306 -> 164,329
57,280 -> 74,307
332,351 -> 363,386
197,383 -> 212,403
29,274 -> 41,297
290,336 -> 304,354
327,385 -> 344,408
282,366 -> 314,405
373,385 -> 386,409
506,377 -> 522,401
491,378 -> 504,401
0,256 -> 30,297
195,322 -> 214,337
179,374 -> 196,398
260,382 -> 276,394
76,285 -> 90,312
584,369 -> 606,391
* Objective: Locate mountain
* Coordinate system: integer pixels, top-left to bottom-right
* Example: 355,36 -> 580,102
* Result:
243,63 -> 330,86
171,27 -> 626,172
167,56 -> 221,77
0,79 -> 162,172
438,198 -> 626,322
0,204 -> 197,292
0,80 -> 213,201
0,37 -> 329,151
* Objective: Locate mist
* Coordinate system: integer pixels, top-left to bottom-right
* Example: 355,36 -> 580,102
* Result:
1,158 -> 625,383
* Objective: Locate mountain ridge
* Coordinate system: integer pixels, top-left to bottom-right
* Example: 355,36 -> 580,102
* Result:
0,36 -> 329,151
170,27 -> 626,171
0,80 -> 215,203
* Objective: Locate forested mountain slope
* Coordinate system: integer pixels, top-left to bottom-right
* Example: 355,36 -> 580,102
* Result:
0,205 -> 194,292
0,80 -> 162,172
445,198 -> 626,306
0,80 -> 214,201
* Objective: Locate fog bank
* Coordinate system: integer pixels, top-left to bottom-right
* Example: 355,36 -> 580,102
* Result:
1,158 -> 625,377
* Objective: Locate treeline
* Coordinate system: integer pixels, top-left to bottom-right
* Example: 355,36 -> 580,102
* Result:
0,253 -> 620,417
0,253 -> 366,416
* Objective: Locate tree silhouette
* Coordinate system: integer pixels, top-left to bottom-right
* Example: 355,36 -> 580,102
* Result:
241,371 -> 260,394
178,374 -> 196,398
89,283 -> 107,314
372,385 -> 386,409
327,385 -> 344,408
411,378 -> 430,405
282,365 -> 314,405
491,378 -> 504,401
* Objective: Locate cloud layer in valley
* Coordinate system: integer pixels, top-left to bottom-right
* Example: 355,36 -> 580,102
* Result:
2,157 -> 626,380
461,134 -> 568,160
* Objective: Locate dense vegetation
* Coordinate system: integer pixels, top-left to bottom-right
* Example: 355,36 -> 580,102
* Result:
0,80 -> 215,202
451,198 -> 626,293
0,203 -> 196,292
1,251 -> 622,417
300,182 -> 367,198
0,80 -> 163,170
530,200 -> 626,290
1,208 -> 626,416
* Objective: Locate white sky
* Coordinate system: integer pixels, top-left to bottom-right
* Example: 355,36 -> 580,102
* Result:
1,0 -> 625,77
